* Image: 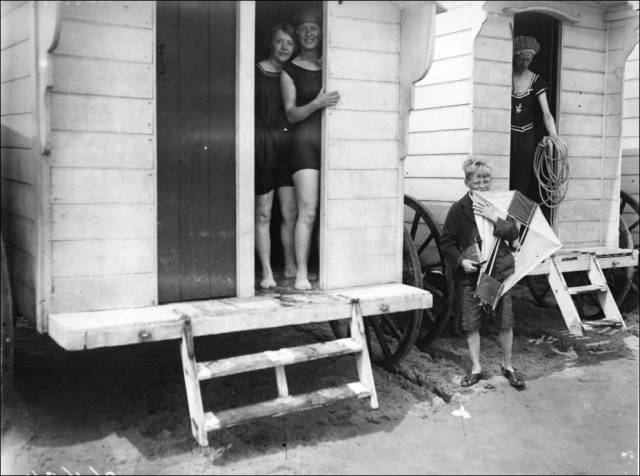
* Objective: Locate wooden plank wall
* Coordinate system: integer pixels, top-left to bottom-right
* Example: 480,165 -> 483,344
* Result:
1,1 -> 37,320
49,1 -> 157,312
404,1 -> 478,228
621,42 -> 639,246
323,1 -> 402,288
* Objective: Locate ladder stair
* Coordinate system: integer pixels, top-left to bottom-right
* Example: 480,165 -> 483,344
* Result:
567,284 -> 607,295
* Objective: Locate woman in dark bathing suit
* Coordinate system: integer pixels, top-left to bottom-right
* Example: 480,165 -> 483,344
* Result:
280,8 -> 340,290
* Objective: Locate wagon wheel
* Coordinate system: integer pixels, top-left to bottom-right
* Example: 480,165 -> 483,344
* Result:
402,195 -> 454,347
525,275 -> 552,308
329,227 -> 423,369
619,190 -> 639,306
1,231 -> 15,430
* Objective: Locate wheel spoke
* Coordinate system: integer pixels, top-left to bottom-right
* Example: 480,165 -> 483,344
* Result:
422,281 -> 444,299
629,219 -> 639,232
620,200 -> 627,215
369,317 -> 392,358
417,234 -> 435,256
410,211 -> 420,239
381,315 -> 403,340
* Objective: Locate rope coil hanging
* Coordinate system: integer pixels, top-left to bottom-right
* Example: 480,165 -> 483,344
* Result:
533,135 -> 569,209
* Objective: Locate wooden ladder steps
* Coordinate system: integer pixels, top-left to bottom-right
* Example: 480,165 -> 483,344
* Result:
568,284 -> 607,295
196,338 -> 363,380
582,319 -> 624,329
204,382 -> 371,431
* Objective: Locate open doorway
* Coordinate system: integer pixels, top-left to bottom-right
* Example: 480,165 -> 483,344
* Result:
512,12 -> 560,223
254,1 -> 323,291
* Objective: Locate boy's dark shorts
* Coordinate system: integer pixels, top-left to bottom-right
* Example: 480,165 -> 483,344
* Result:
460,276 -> 514,332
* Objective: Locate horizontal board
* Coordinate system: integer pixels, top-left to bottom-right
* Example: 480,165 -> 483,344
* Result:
52,238 -> 155,277
621,174 -> 637,192
557,220 -> 600,245
1,210 -> 35,254
52,203 -> 155,240
474,37 -> 512,63
624,57 -> 639,80
556,200 -> 602,221
604,136 -> 622,159
328,110 -> 399,140
329,48 -> 399,82
325,226 -> 397,260
51,94 -> 153,133
435,9 -> 473,36
51,168 -> 154,204
61,1 -> 152,28
473,107 -> 510,133
0,178 -> 35,218
473,83 -> 510,109
326,198 -> 396,229
623,97 -> 638,118
330,16 -> 399,53
433,29 -> 472,60
605,93 -> 623,117
55,19 -> 152,63
0,40 -> 30,82
331,79 -> 399,112
414,80 -> 472,109
621,136 -> 639,151
327,169 -> 398,199
418,54 -> 472,86
569,158 -> 617,179
0,75 -> 31,115
326,254 -> 398,289
621,152 -> 639,174
5,242 -> 34,289
51,273 -> 156,313
404,177 -> 469,203
0,1 -> 28,48
561,69 -> 605,94
623,79 -> 639,99
53,56 -> 153,98
476,14 -> 511,39
403,200 -> 451,227
408,129 -> 471,155
605,113 -> 623,137
622,118 -> 640,137
1,113 -> 33,148
474,59 -> 511,86
562,47 -> 605,73
330,0 -> 399,23
327,139 -> 399,169
404,154 -> 509,179
0,146 -> 34,184
0,1 -> 26,17
560,91 -> 603,115
563,25 -> 606,52
409,104 -> 471,132
564,179 -> 614,200
563,135 -> 602,157
570,5 -> 606,30
472,131 -> 510,156
51,131 -> 154,169
560,113 -> 604,136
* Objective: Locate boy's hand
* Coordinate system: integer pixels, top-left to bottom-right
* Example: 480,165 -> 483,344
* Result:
461,259 -> 479,273
472,201 -> 500,223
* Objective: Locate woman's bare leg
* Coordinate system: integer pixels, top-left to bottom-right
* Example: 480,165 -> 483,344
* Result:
278,185 -> 298,278
255,191 -> 276,289
292,169 -> 319,290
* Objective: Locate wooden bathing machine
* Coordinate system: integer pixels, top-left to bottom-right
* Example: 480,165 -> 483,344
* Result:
0,1 -> 442,348
404,0 -> 639,250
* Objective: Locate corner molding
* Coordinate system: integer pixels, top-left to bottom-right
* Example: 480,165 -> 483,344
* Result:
502,6 -> 579,24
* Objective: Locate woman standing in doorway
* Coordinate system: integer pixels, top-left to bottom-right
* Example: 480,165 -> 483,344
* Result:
510,35 -> 559,202
255,23 -> 298,289
281,8 -> 340,290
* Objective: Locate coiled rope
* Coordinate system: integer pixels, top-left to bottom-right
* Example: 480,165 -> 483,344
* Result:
533,135 -> 569,209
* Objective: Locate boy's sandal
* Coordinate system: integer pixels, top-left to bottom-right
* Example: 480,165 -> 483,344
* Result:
460,372 -> 483,387
501,366 -> 526,388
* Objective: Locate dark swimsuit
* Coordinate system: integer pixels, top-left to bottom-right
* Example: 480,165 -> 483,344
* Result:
510,72 -> 548,202
254,63 -> 293,195
282,61 -> 323,173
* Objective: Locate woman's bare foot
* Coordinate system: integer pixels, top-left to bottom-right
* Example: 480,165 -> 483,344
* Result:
294,277 -> 312,290
260,275 -> 277,289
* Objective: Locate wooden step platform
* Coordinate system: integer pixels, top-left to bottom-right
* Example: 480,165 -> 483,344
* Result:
528,247 -> 638,276
48,283 -> 432,351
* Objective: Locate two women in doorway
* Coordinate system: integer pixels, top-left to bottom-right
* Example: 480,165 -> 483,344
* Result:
254,8 -> 339,291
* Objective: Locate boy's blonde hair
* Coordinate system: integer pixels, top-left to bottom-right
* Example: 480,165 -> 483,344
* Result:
463,157 -> 492,180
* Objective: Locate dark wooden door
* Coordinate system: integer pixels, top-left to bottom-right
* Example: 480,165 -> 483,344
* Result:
157,1 -> 236,303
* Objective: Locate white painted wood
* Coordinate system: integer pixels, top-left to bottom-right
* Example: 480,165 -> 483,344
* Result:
179,324 -> 209,446
409,104 -> 471,132
50,131 -> 154,169
331,79 -> 399,112
53,56 -> 153,98
1,1 -> 26,17
623,79 -> 639,99
404,154 -> 509,179
0,147 -> 34,184
473,131 -> 510,155
52,239 -> 155,277
417,55 -> 472,86
623,97 -> 638,118
330,16 -> 399,53
348,301 -> 378,409
474,36 -> 512,63
328,110 -> 399,140
0,41 -> 31,82
476,13 -> 511,39
562,47 -> 605,73
570,158 -> 617,178
473,108 -> 510,133
326,227 -> 397,260
562,135 -> 602,157
327,170 -> 398,200
51,94 -> 153,133
404,177 -> 468,202
326,254 -> 398,288
0,178 -> 35,219
563,25 -> 606,51
557,200 -> 602,221
0,114 -> 33,148
329,49 -> 399,82
414,80 -> 472,108
51,204 -> 155,240
55,19 -> 152,63
0,1 -> 28,47
51,273 -> 156,313
433,29 -> 472,60
548,259 -> 583,336
557,221 -> 601,244
329,0 -> 400,24
326,198 -> 397,229
4,242 -> 35,289
327,140 -> 399,170
473,83 -> 511,109
409,129 -> 471,155
475,59 -> 512,86
61,1 -> 152,28
0,75 -> 31,115
51,168 -> 154,204
561,113 -> 606,136
561,69 -> 605,94
1,211 -> 35,255
563,178 -> 608,200
434,8 -> 472,36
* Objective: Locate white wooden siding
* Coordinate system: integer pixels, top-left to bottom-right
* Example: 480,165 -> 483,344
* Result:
621,42 -> 639,246
49,1 -> 156,313
1,0 -> 36,320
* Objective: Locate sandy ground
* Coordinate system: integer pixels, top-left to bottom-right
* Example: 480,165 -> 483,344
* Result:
1,283 -> 638,475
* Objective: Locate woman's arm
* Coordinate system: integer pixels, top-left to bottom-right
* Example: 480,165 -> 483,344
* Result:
280,70 -> 340,124
537,91 -> 558,137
